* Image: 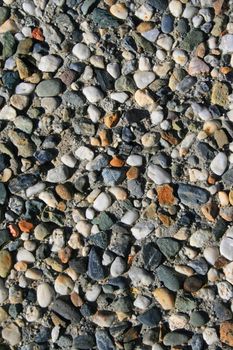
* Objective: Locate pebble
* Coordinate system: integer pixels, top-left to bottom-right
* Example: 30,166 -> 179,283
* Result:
0,250 -> 12,277
131,222 -> 154,240
38,55 -> 62,72
46,165 -> 70,183
147,164 -> 171,184
37,283 -> 54,307
93,192 -> 112,211
210,152 -> 228,175
72,43 -> 91,60
83,86 -> 104,103
2,323 -> 21,346
36,79 -> 63,97
133,71 -> 155,89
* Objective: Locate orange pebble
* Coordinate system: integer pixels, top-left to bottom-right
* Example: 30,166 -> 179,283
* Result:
126,167 -> 139,180
18,220 -> 34,233
220,67 -> 232,74
14,261 -> 27,271
32,27 -> 44,41
110,156 -> 125,167
8,224 -> 20,238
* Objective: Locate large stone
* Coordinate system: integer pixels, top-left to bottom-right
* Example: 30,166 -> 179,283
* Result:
177,184 -> 210,207
35,79 -> 63,97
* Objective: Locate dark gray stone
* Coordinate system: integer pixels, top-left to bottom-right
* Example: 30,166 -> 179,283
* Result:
190,311 -> 209,327
102,168 -> 125,186
127,180 -> 144,198
137,306 -> 161,326
163,332 -> 189,346
222,167 -> 233,187
0,183 -> 7,205
141,243 -> 162,271
62,91 -> 85,109
92,8 -> 120,28
176,76 -> 197,94
214,300 -> 232,321
95,329 -> 115,350
88,231 -> 109,249
189,334 -> 204,350
88,154 -> 109,171
88,247 -> 105,281
177,184 -> 210,207
156,265 -> 182,291
197,142 -> 215,160
156,238 -> 181,260
188,258 -> 208,275
73,334 -> 95,349
147,0 -> 168,11
175,295 -> 197,312
181,29 -> 205,52
161,14 -> 174,33
92,212 -> 114,230
0,229 -> 10,246
51,299 -> 81,323
9,174 -> 38,193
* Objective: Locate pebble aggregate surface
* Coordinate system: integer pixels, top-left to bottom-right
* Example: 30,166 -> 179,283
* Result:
0,0 -> 233,349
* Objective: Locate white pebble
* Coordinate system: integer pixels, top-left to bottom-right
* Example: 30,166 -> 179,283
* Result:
107,62 -> 120,79
0,105 -> 16,121
72,43 -> 91,60
17,249 -> 35,263
133,71 -> 155,89
210,152 -> 228,176
75,146 -> 94,161
83,86 -> 104,103
126,155 -> 143,167
121,210 -> 139,225
93,192 -> 112,212
110,257 -> 126,277
38,55 -> 62,72
147,164 -> 171,185
15,83 -> 35,95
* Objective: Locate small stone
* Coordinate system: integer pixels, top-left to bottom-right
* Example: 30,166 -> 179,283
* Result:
137,306 -> 161,326
181,29 -> 205,52
157,265 -> 182,291
220,321 -> 233,346
163,332 -> 189,346
72,43 -> 91,60
220,34 -> 233,54
37,283 -> 54,307
93,192 -> 111,212
51,299 -> 81,323
83,86 -> 104,103
128,266 -> 153,286
2,323 -> 21,346
169,314 -> 188,331
184,276 -> 204,292
131,222 -> 154,240
54,274 -> 74,295
110,3 -> 128,19
169,0 -> 183,17
147,164 -> 171,184
217,281 -> 233,300
92,310 -> 115,327
175,295 -> 197,312
211,82 -> 229,107
210,152 -> 228,176
203,328 -> 218,345
92,8 -> 120,28
95,329 -> 115,350
153,287 -> 174,310
0,250 -> 12,277
88,247 -> 105,281
38,55 -> 62,72
17,249 -> 35,263
0,105 -> 16,121
188,57 -> 210,76
141,243 -> 162,271
157,238 -> 181,260
110,256 -> 126,277
133,71 -> 155,89
0,278 -> 8,303
46,165 -> 70,183
220,233 -> 233,261
190,229 -> 212,248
